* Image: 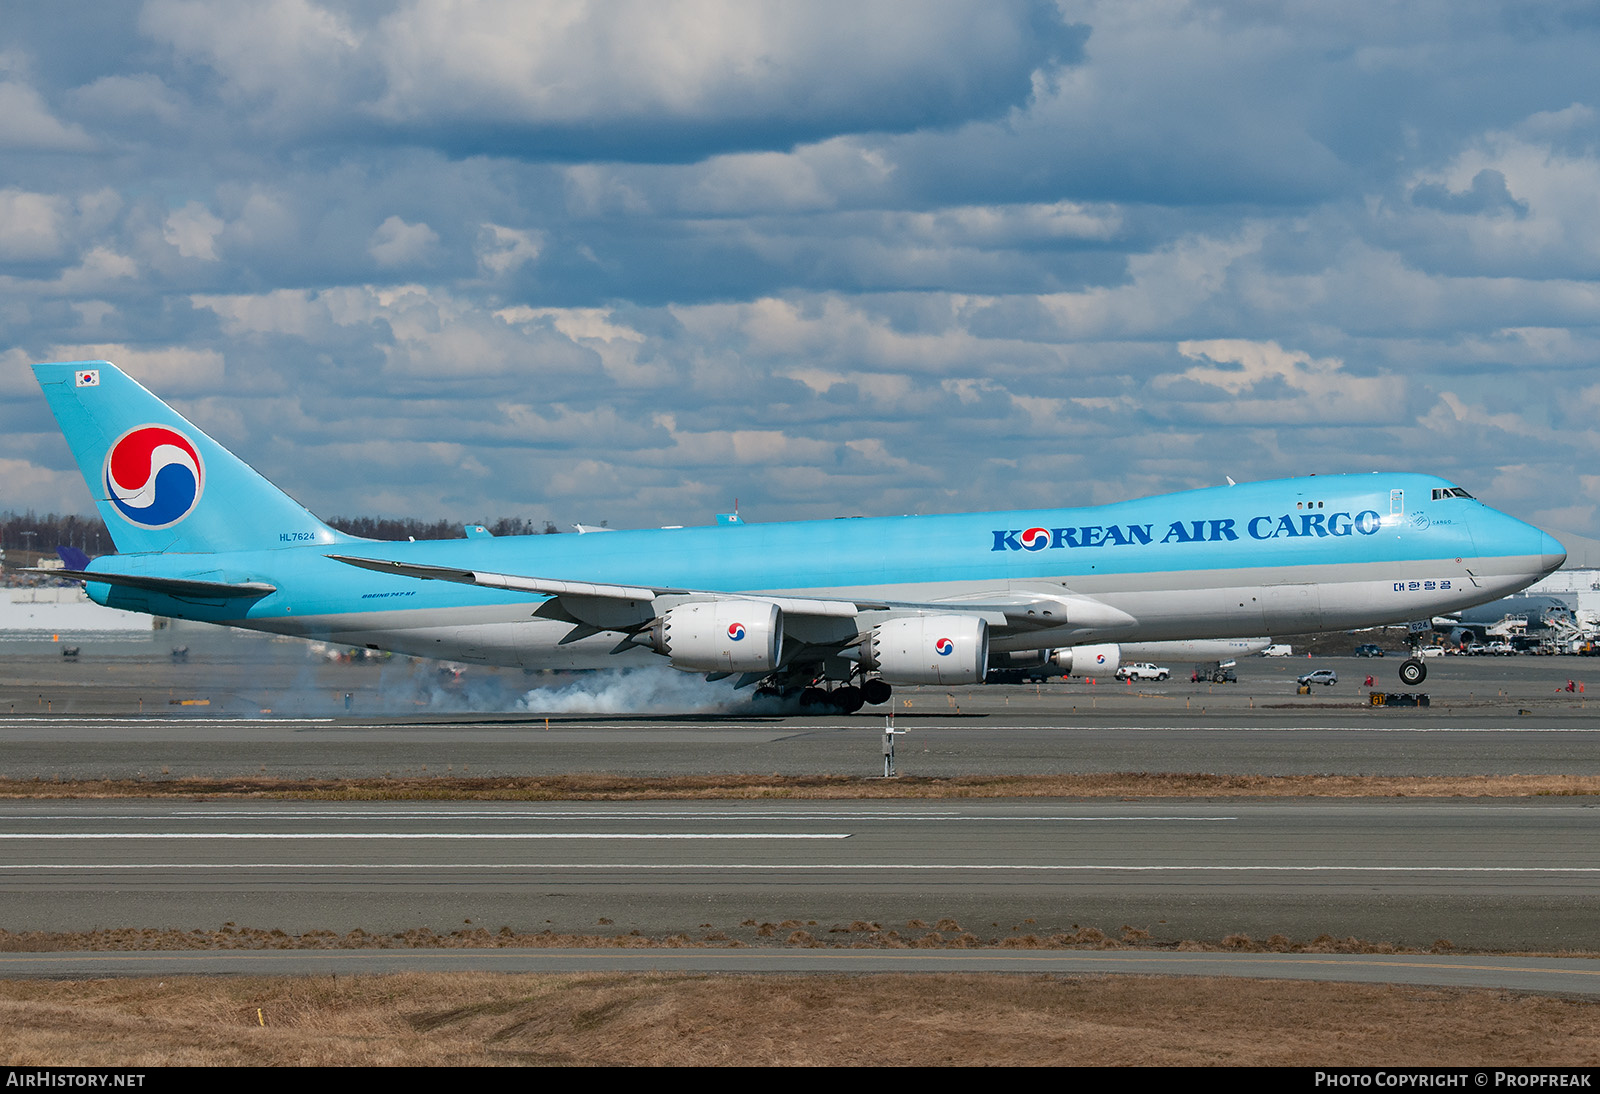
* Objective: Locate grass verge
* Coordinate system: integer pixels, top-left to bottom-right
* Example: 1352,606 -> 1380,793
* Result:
0,922 -> 1499,955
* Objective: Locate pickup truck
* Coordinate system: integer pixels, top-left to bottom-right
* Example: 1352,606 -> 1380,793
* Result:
1115,662 -> 1170,682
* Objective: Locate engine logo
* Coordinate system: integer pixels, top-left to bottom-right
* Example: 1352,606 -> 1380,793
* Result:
727,622 -> 746,641
934,637 -> 954,656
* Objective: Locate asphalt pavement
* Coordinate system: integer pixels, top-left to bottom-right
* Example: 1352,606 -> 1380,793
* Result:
0,633 -> 1597,976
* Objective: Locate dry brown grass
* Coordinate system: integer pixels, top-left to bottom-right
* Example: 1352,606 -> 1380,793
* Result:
0,924 -> 1483,955
1,772 -> 1596,800
0,971 -> 1595,1066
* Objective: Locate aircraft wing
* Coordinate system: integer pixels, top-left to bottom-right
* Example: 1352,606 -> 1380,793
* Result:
329,554 -> 876,617
327,555 -> 1132,632
923,587 -> 1136,631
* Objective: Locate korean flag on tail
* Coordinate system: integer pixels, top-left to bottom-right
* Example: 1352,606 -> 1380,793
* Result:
74,369 -> 99,387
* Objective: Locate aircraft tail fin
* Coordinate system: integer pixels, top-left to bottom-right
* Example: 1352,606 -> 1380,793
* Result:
32,361 -> 352,555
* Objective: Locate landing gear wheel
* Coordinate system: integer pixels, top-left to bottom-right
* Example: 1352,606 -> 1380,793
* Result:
830,685 -> 864,714
798,686 -> 829,709
862,678 -> 893,705
1399,658 -> 1426,686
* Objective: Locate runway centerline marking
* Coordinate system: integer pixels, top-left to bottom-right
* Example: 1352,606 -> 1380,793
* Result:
0,718 -> 336,726
0,832 -> 853,841
2,863 -> 1596,873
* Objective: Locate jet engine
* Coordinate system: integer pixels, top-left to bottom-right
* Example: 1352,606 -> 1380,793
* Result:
861,615 -> 989,685
649,600 -> 783,673
989,650 -> 1051,669
1049,643 -> 1120,676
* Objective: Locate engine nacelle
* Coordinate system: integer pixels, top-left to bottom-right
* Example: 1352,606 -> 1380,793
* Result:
990,649 -> 1051,669
1049,643 -> 1120,676
651,601 -> 782,673
863,615 -> 989,685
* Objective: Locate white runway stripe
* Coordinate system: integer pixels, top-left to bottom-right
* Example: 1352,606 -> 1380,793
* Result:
0,718 -> 336,726
0,831 -> 852,840
10,811 -> 1238,822
0,863 -> 1595,872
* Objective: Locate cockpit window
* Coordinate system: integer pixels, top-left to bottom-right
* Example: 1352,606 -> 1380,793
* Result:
1431,487 -> 1475,500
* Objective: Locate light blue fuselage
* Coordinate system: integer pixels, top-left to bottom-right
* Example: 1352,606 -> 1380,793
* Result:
32,359 -> 1563,675
86,472 -> 1563,668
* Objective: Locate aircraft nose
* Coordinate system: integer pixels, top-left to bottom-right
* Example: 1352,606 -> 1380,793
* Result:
1539,530 -> 1567,575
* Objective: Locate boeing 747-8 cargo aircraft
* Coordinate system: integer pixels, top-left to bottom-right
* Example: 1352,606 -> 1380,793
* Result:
31,361 -> 1565,709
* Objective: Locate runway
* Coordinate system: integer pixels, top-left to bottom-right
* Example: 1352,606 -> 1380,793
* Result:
0,714 -> 1596,779
0,798 -> 1596,950
0,642 -> 1595,778
1,947 -> 1597,997
0,639 -> 1597,967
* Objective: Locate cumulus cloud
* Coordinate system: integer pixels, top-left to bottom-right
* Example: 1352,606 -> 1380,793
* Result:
0,456 -> 82,511
46,345 -> 226,393
1419,391 -> 1543,441
137,0 -> 1080,158
1396,122 -> 1600,279
367,215 -> 439,267
44,247 -> 139,295
0,190 -> 67,260
140,0 -> 360,117
0,2 -> 1597,539
0,78 -> 94,151
67,74 -> 188,128
476,224 -> 542,276
1161,340 -> 1397,424
163,202 -> 225,260
1411,169 -> 1529,218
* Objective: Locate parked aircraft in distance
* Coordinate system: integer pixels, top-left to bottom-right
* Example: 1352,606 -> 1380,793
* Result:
1122,637 -> 1271,661
32,361 -> 1566,709
989,637 -> 1268,678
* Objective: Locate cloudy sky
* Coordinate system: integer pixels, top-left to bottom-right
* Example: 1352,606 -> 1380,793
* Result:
3,1 -> 1598,538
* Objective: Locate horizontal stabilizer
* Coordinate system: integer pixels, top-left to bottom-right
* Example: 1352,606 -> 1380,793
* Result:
27,569 -> 277,599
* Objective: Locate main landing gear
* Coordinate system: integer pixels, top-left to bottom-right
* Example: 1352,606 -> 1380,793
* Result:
862,678 -> 892,706
752,677 -> 894,713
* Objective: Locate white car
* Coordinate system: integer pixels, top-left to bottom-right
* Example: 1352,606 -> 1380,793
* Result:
1419,645 -> 1445,658
1115,662 -> 1170,682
